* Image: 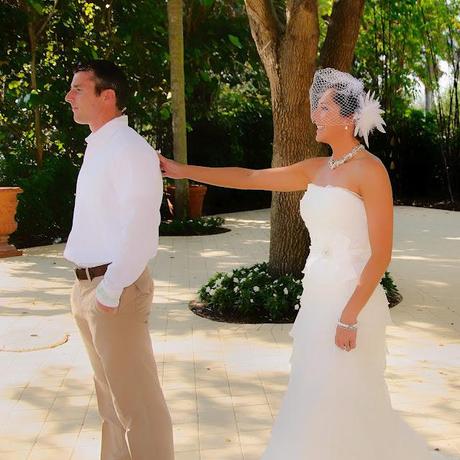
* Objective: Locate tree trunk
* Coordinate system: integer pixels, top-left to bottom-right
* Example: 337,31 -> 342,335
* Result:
27,21 -> 44,168
319,0 -> 365,70
425,86 -> 433,112
22,0 -> 60,168
167,0 -> 189,219
269,5 -> 321,276
245,0 -> 366,276
424,57 -> 436,112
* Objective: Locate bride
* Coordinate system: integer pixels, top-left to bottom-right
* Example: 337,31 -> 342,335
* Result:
160,68 -> 451,459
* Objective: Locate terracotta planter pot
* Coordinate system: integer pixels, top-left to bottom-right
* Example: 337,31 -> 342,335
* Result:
165,184 -> 208,218
0,187 -> 23,258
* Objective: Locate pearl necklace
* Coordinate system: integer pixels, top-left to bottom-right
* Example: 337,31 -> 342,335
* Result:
328,144 -> 364,170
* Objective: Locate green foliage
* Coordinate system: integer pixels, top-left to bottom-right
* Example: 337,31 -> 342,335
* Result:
0,0 -> 265,160
198,262 -> 304,322
191,78 -> 272,167
198,264 -> 401,323
0,151 -> 79,248
182,0 -> 263,123
354,0 -> 460,205
160,216 -> 225,236
380,271 -> 402,308
355,0 -> 422,114
187,77 -> 273,214
355,0 -> 460,117
371,108 -> 458,202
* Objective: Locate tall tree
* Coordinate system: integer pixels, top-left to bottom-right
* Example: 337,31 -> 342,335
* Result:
244,0 -> 365,276
19,0 -> 59,167
167,0 -> 189,219
419,0 -> 460,206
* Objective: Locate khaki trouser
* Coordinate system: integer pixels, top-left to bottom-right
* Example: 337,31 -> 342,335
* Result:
71,268 -> 174,460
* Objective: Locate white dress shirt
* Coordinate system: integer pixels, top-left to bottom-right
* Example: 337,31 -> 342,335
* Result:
64,115 -> 163,307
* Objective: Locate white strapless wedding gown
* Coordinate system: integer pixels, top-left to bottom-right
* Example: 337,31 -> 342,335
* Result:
261,184 -> 454,460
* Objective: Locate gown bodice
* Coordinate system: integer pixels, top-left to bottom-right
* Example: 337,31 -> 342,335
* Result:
300,183 -> 372,283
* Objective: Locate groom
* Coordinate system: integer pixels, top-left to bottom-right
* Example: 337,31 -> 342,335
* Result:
64,60 -> 174,460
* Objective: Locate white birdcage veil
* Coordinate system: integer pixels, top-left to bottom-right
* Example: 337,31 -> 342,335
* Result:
309,68 -> 386,147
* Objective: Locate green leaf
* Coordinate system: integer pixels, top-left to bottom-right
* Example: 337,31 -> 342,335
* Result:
19,91 -> 40,108
8,80 -> 21,90
200,0 -> 214,7
160,106 -> 171,120
199,71 -> 211,82
228,34 -> 242,49
26,0 -> 44,15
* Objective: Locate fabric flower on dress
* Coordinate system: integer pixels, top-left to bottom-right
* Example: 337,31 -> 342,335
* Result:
303,233 -> 365,283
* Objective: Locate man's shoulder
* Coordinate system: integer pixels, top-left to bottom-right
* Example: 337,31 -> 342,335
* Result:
116,125 -> 155,152
111,126 -> 158,166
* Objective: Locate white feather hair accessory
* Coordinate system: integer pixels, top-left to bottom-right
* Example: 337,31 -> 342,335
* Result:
353,91 -> 386,147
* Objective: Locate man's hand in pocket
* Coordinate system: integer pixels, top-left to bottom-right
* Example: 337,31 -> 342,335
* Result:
96,301 -> 118,314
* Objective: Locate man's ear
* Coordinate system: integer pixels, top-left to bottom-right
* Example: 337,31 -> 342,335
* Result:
102,88 -> 117,106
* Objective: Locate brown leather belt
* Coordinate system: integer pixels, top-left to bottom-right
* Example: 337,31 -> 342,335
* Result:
75,263 -> 110,281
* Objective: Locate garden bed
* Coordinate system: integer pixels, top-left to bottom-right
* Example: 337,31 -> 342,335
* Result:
190,263 -> 402,324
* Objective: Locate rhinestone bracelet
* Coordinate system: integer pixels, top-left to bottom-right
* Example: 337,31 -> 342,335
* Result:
337,321 -> 358,331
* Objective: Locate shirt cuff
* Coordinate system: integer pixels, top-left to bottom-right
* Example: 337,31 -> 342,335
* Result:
95,281 -> 123,308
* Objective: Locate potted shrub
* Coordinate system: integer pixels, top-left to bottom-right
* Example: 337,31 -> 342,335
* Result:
0,187 -> 23,258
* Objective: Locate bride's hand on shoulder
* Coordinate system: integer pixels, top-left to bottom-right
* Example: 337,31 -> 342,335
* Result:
158,152 -> 185,179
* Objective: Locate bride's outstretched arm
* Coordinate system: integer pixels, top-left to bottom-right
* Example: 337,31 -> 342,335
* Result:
339,157 -> 394,327
159,153 -> 324,192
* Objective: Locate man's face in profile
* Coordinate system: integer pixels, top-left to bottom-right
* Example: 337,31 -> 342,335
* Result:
65,71 -> 105,125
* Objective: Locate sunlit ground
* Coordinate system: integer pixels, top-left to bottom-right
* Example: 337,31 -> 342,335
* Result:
0,207 -> 459,460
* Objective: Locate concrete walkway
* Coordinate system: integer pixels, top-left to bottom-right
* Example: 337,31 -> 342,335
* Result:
0,206 -> 459,460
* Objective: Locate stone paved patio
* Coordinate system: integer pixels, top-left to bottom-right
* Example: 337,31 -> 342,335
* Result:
0,206 -> 459,460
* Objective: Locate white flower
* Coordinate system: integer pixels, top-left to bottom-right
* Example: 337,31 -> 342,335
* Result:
294,304 -> 300,310
250,299 -> 254,303
297,294 -> 301,299
233,278 -> 239,283
283,287 -> 289,295
234,287 -> 239,293
209,289 -> 215,296
254,267 -> 259,272
273,293 -> 277,297
206,287 -> 211,293
253,286 -> 260,292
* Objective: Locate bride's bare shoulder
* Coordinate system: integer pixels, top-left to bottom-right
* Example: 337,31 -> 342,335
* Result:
358,151 -> 392,192
359,150 -> 387,172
